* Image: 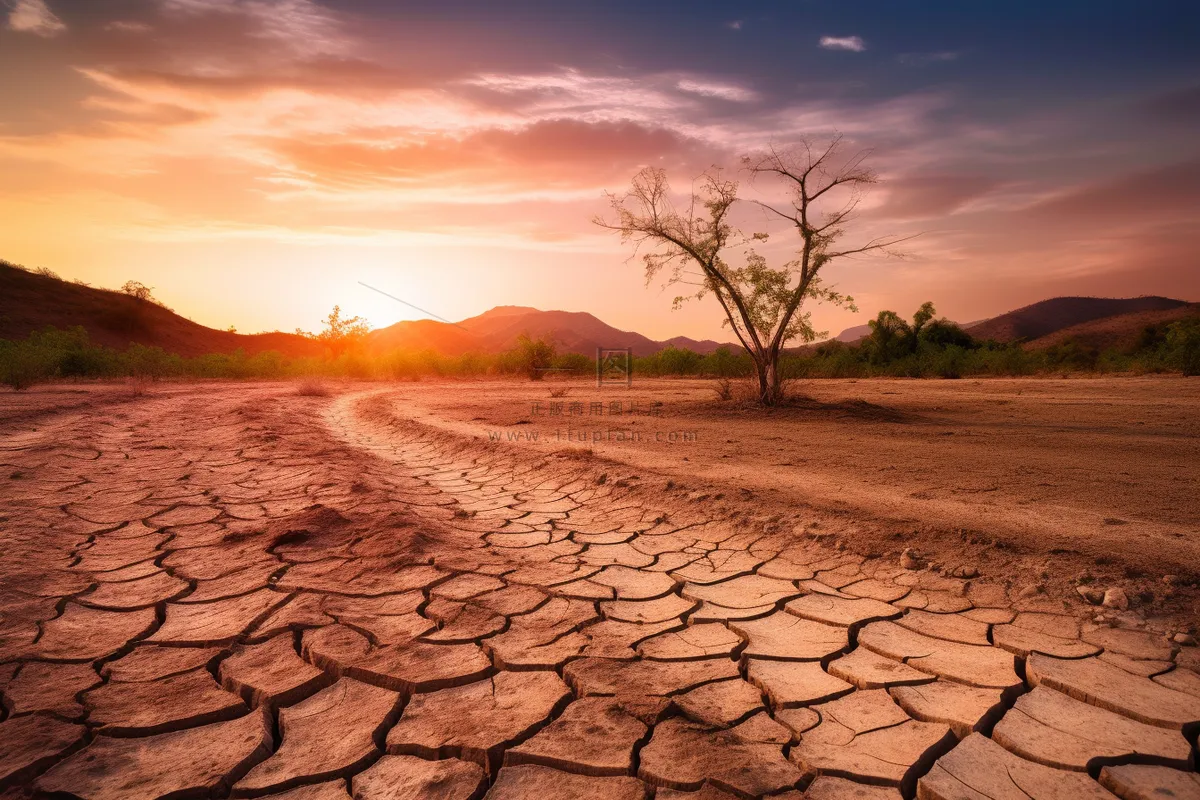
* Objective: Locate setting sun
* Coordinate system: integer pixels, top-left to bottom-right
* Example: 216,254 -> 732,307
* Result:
2,3 -> 1199,797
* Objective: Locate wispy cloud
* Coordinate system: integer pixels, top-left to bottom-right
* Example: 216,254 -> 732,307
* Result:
2,0 -> 1196,335
676,78 -> 757,103
104,20 -> 153,33
6,0 -> 66,37
819,35 -> 865,52
158,0 -> 350,57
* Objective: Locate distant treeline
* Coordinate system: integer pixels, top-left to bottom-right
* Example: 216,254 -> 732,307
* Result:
2,309 -> 1198,389
639,302 -> 1200,380
0,327 -> 596,389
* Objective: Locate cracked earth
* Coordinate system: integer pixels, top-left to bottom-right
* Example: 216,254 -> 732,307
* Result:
1,384 -> 1198,800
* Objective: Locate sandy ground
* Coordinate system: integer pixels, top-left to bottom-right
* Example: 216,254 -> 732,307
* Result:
389,375 -> 1200,613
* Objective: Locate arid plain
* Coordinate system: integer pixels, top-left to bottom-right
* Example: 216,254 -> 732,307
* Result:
1,376 -> 1198,799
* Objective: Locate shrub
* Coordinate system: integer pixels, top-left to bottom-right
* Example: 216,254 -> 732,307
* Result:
511,333 -> 556,380
120,281 -> 154,302
296,378 -> 330,396
921,319 -> 975,349
551,351 -> 593,376
930,344 -> 968,379
0,342 -> 48,389
125,344 -> 179,380
1166,319 -> 1200,376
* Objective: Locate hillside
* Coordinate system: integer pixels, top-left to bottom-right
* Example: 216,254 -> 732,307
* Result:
1026,303 -> 1200,351
366,306 -> 734,357
830,298 -> 1190,349
834,323 -> 873,343
0,262 -> 321,358
967,296 -> 1188,343
13,261 -> 1187,362
1,263 -> 735,359
661,335 -> 734,354
364,318 -> 482,356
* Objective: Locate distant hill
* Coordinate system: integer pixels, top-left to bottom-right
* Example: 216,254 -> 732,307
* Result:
834,323 -> 873,343
967,296 -> 1188,343
364,318 -> 483,356
660,335 -> 734,354
829,297 -> 1193,348
0,262 -> 321,358
366,306 -> 735,357
1026,303 -> 1200,352
14,261 -> 1186,361
1,262 -> 736,358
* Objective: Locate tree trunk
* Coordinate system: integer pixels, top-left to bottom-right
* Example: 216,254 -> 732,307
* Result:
755,353 -> 782,406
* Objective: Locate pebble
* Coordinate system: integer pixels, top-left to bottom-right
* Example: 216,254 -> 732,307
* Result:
1102,588 -> 1130,610
1076,586 -> 1104,605
899,548 -> 924,571
1173,633 -> 1197,646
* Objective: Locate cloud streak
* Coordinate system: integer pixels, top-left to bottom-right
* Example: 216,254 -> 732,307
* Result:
0,0 -> 1195,340
819,35 -> 865,52
6,0 -> 66,37
676,78 -> 757,103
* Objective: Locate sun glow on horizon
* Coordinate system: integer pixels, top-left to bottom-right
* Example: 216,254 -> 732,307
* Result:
1,0 -> 1196,339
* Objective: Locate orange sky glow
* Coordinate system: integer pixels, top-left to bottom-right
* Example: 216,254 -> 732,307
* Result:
2,0 -> 1197,341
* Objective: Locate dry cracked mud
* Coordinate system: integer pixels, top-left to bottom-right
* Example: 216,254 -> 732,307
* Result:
0,384 -> 1197,799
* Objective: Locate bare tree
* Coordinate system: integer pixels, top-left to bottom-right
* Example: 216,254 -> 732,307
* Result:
596,134 -> 906,405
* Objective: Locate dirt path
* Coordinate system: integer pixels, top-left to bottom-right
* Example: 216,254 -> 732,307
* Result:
0,382 -> 1197,799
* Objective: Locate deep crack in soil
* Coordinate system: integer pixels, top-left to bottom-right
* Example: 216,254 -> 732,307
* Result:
0,382 -> 1197,800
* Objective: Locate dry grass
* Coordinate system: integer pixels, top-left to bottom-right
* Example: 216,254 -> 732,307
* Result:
122,377 -> 152,397
295,378 -> 331,397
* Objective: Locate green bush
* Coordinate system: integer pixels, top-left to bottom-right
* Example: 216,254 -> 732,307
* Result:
1166,319 -> 1200,376
552,352 -> 593,375
511,333 -> 557,380
0,341 -> 49,389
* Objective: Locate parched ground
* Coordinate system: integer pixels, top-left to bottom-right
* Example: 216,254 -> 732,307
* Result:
397,375 -> 1200,608
0,379 -> 1198,800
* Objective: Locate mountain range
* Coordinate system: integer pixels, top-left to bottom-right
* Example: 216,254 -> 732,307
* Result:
830,296 -> 1194,351
368,306 -> 731,357
0,263 -> 730,358
2,261 -> 1194,359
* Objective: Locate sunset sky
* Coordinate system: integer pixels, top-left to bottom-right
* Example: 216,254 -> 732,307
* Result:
2,0 -> 1198,341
